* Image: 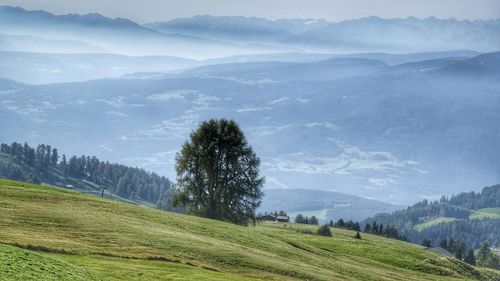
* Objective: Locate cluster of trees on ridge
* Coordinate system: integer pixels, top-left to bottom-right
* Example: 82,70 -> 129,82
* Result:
294,214 -> 319,225
424,239 -> 500,269
0,142 -> 172,208
257,210 -> 288,217
0,142 -> 58,182
362,185 -> 500,249
328,219 -> 361,231
413,218 -> 499,250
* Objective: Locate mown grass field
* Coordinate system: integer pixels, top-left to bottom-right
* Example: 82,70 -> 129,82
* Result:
0,179 -> 499,281
470,208 -> 500,220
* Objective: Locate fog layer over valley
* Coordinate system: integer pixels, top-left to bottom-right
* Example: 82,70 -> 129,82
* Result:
1,5 -> 499,205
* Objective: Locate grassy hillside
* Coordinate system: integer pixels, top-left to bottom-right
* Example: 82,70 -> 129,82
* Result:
0,150 -> 165,208
414,217 -> 460,231
470,208 -> 500,220
0,179 -> 498,281
0,244 -> 96,281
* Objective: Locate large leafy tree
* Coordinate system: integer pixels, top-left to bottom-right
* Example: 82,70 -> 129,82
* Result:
174,119 -> 264,225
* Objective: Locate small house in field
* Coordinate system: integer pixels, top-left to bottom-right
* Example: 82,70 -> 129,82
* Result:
276,216 -> 289,223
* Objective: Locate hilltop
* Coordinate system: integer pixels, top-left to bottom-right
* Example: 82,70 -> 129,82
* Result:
0,178 -> 499,280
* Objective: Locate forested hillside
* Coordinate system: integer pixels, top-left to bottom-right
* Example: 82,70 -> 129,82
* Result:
362,185 -> 500,250
0,142 -> 173,208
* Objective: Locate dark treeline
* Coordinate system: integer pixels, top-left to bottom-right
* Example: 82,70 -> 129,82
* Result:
0,142 -> 172,208
259,210 -> 288,217
365,185 -> 500,229
328,219 -> 361,232
435,238 -> 468,259
411,218 -> 499,250
366,201 -> 471,228
363,221 -> 406,240
294,214 -> 319,225
446,185 -> 500,210
0,142 -> 58,182
430,239 -> 500,269
326,218 -> 405,241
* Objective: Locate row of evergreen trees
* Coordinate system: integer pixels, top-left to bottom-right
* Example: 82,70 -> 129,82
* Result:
328,219 -> 361,232
1,142 -> 59,181
446,186 -> 500,210
294,214 -> 319,225
364,221 -> 406,240
259,210 -> 288,217
409,218 -> 499,250
422,238 -> 499,269
423,237 -> 472,263
475,242 -> 500,269
0,142 -> 172,208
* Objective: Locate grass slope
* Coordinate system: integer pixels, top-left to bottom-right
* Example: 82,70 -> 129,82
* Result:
0,152 -> 157,208
470,208 -> 500,220
0,179 -> 498,281
0,244 -> 96,281
414,217 -> 460,231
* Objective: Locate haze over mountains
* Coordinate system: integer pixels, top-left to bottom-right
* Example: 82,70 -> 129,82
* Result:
0,5 -> 499,206
2,5 -> 500,58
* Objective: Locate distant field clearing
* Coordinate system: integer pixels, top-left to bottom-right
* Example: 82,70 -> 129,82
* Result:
469,208 -> 500,220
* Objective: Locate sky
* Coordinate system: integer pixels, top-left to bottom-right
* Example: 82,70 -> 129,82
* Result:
1,0 -> 499,23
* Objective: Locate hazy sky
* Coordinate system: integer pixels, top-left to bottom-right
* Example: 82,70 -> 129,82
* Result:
1,0 -> 499,23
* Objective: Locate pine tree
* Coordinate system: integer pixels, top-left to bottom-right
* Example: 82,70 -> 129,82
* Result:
317,224 -> 332,237
439,239 -> 448,250
422,239 -> 432,248
61,154 -> 68,175
355,231 -> 362,239
295,214 -> 305,224
309,216 -> 319,225
51,148 -> 59,166
364,223 -> 371,233
464,249 -> 476,265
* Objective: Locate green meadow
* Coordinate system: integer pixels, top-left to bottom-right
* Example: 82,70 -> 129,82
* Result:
414,217 -> 460,231
0,179 -> 498,281
470,208 -> 500,220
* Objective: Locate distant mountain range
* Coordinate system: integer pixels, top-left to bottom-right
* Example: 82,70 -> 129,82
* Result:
1,52 -> 499,204
0,5 -> 499,205
145,15 -> 500,53
1,5 -> 499,58
0,50 -> 479,84
0,6 -> 289,59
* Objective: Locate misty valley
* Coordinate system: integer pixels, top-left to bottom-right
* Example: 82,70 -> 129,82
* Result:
0,3 -> 499,281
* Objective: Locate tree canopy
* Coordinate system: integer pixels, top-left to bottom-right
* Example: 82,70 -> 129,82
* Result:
174,119 -> 264,225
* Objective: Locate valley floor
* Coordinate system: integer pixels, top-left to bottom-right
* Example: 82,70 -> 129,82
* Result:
0,179 -> 499,281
